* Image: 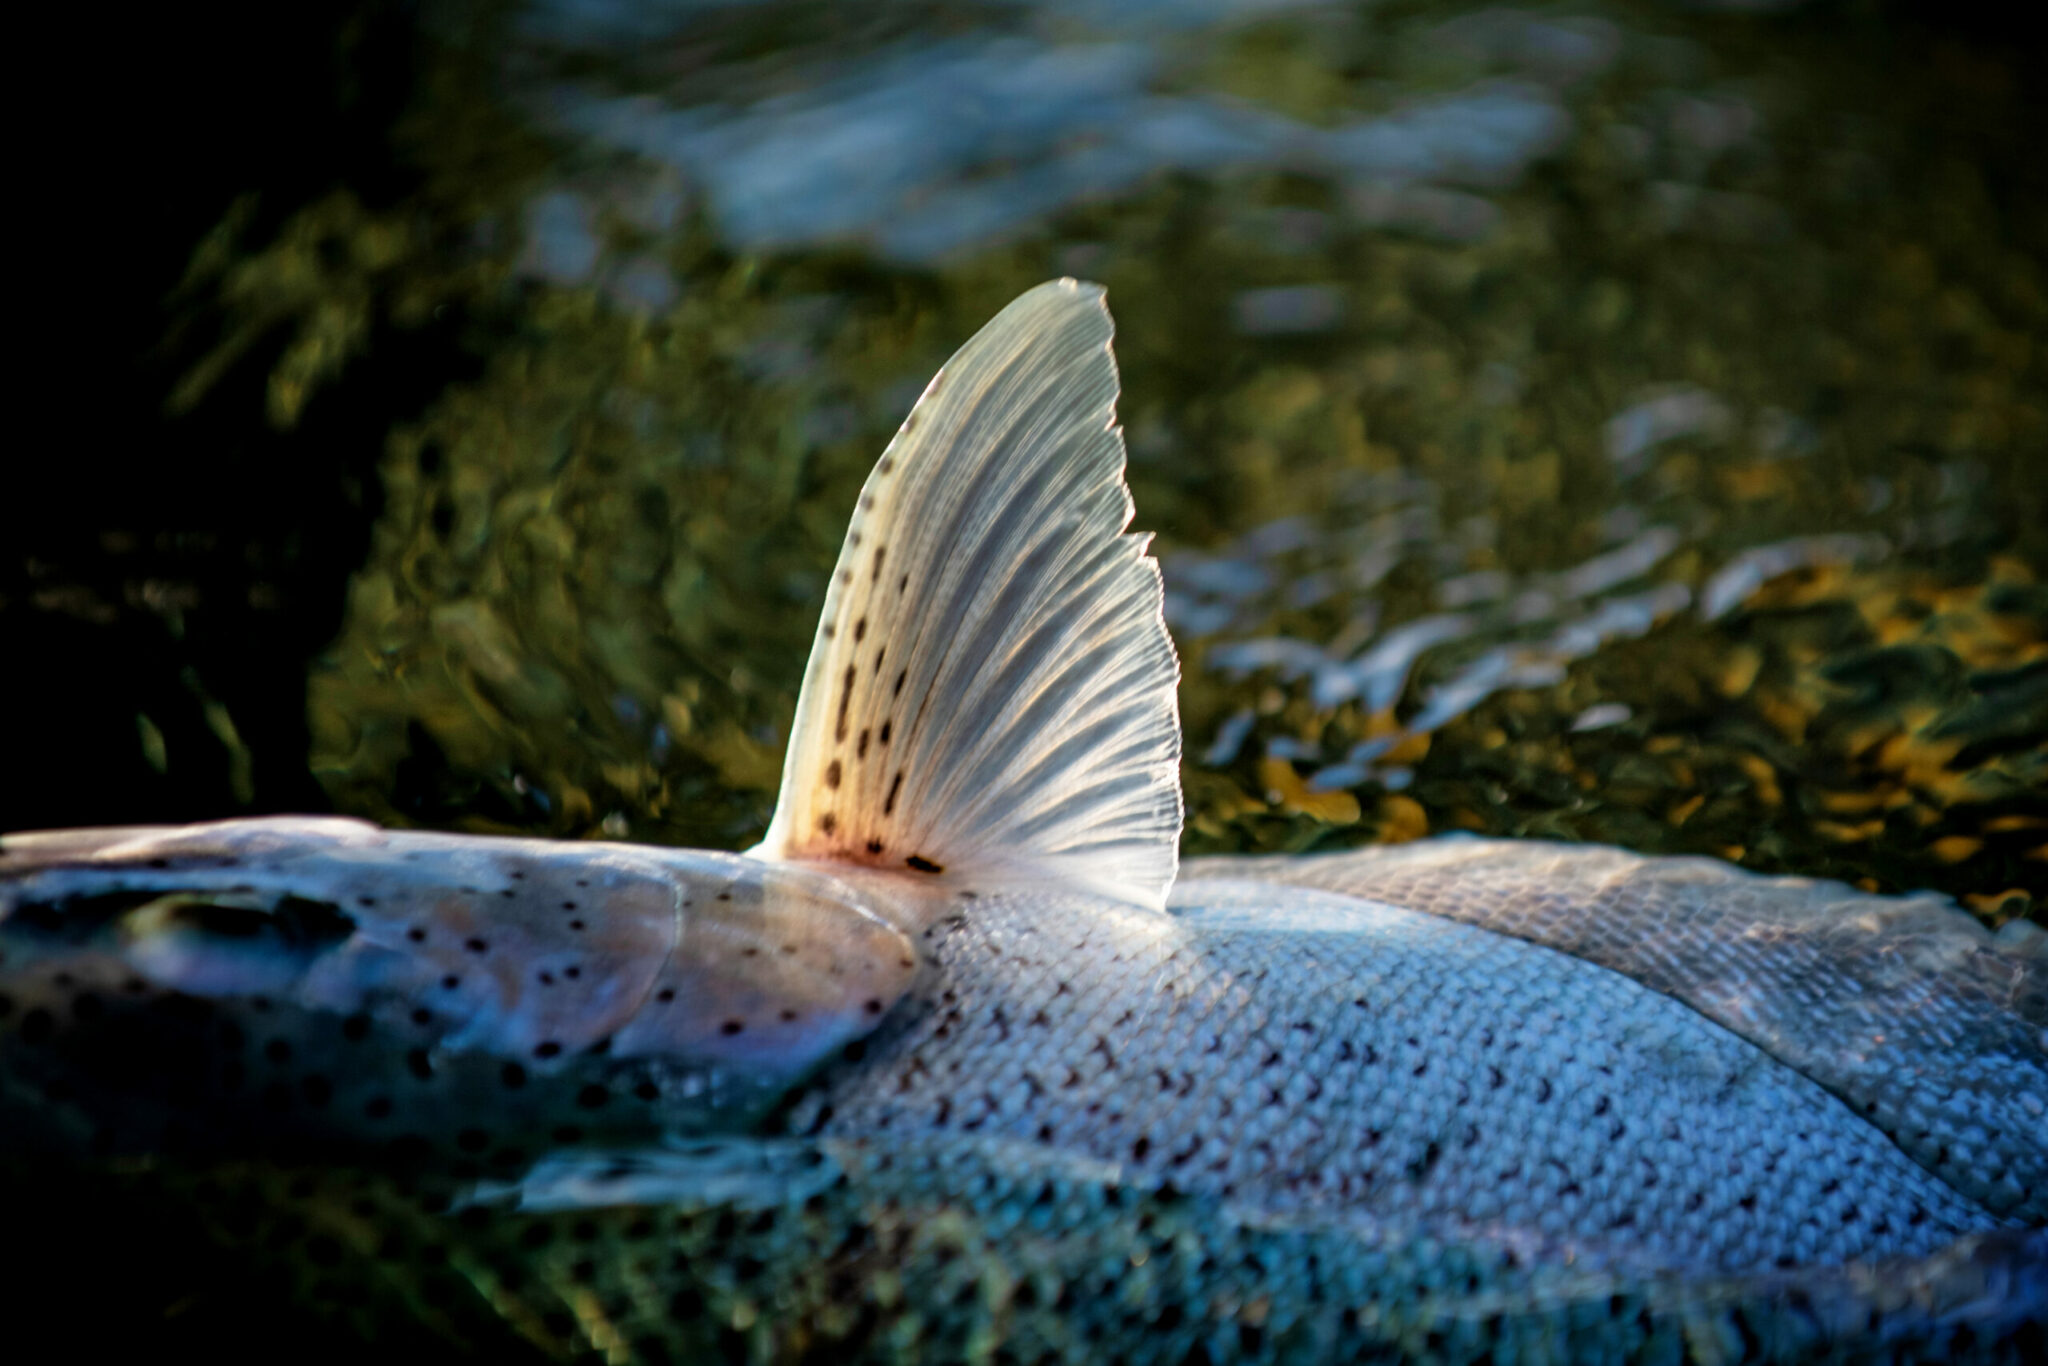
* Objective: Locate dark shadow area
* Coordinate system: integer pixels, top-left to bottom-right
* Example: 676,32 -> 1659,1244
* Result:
2,0 -> 477,834
6,4 -> 488,1359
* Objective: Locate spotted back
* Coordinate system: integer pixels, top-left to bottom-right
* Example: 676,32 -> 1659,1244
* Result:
0,817 -> 915,1162
1187,838 -> 2048,1222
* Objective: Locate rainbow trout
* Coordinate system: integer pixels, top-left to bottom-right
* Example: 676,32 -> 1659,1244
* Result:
4,282 -> 2043,1360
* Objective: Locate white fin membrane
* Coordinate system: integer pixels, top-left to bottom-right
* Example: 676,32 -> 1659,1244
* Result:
754,281 -> 1182,910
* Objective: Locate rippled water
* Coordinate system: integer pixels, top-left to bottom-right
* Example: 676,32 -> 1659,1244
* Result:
275,0 -> 2044,914
6,0 -> 2044,1355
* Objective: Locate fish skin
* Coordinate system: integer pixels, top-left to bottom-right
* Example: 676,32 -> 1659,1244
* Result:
795,875 -> 1999,1276
0,818 -> 915,1160
4,823 -> 2026,1282
6,833 -> 2042,1361
1190,839 -> 2048,1224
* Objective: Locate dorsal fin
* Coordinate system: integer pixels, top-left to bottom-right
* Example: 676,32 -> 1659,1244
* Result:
753,280 -> 1182,911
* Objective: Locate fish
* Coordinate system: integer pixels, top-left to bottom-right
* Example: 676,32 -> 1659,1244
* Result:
3,280 -> 2043,1361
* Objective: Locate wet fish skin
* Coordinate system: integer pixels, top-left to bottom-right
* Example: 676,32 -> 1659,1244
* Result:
1191,839 -> 2048,1224
12,858 -> 2040,1358
797,878 -> 1998,1277
6,823 -> 2018,1279
0,818 -> 914,1160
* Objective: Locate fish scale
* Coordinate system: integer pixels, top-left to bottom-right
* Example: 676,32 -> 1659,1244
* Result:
1194,840 -> 2048,1221
800,878 -> 1995,1275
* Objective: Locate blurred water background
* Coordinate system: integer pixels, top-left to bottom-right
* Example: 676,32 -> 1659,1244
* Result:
6,0 -> 2045,1355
